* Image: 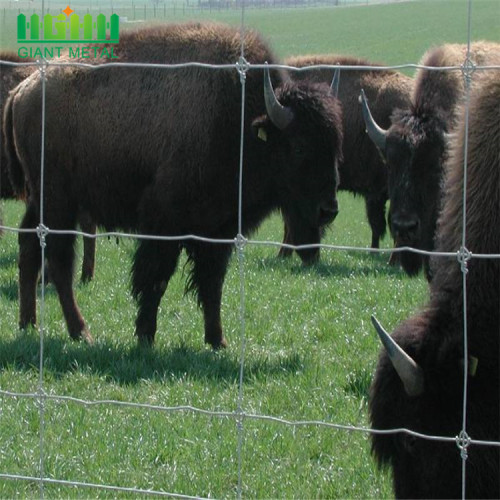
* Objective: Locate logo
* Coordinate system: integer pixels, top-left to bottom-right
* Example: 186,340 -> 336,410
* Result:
18,7 -> 119,43
17,6 -> 119,59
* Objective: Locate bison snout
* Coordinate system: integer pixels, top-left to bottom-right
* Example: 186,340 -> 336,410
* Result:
392,215 -> 420,245
318,200 -> 339,226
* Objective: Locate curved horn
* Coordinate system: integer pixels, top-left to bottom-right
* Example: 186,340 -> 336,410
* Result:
331,64 -> 340,98
371,315 -> 424,397
264,63 -> 294,131
359,89 -> 388,152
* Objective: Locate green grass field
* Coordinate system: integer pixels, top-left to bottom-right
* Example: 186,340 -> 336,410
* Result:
0,0 -> 498,497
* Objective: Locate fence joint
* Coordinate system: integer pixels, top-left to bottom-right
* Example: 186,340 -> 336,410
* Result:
236,56 -> 250,84
234,233 -> 247,251
457,246 -> 472,274
461,57 -> 476,87
456,430 -> 471,460
36,57 -> 49,77
36,224 -> 49,249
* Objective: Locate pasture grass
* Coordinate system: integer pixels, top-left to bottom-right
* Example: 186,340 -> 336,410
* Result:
0,193 -> 426,498
1,0 -> 497,497
1,0 -> 500,63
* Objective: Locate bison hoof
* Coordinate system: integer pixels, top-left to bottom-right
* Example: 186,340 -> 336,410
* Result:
137,335 -> 155,348
82,328 -> 94,345
80,271 -> 94,284
69,327 -> 94,345
207,337 -> 227,350
278,247 -> 293,258
388,252 -> 400,266
19,319 -> 36,330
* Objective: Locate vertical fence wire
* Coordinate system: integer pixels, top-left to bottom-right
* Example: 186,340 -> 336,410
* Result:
458,1 -> 474,497
1,0 -> 499,496
236,29 -> 249,500
37,0 -> 47,491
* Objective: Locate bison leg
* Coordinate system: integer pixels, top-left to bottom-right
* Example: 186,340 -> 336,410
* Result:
78,211 -> 96,284
132,240 -> 181,347
278,219 -> 294,258
46,232 -> 92,343
186,242 -> 232,349
365,195 -> 387,249
18,202 -> 42,329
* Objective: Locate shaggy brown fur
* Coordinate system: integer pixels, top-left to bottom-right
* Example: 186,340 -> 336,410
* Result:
5,22 -> 343,347
413,41 -> 500,121
280,54 -> 412,253
1,53 -> 34,199
1,52 -> 96,282
365,41 -> 500,280
369,72 -> 500,499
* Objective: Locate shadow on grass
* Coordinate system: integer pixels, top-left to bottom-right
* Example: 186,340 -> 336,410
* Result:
0,329 -> 304,386
0,249 -> 18,268
343,367 -> 373,400
0,280 -> 18,301
0,275 -> 79,302
253,251 -> 407,280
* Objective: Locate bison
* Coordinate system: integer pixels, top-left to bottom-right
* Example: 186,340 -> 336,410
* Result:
361,41 -> 500,280
4,22 -> 343,348
1,53 -> 35,200
279,55 -> 412,258
369,72 -> 500,498
1,52 -> 97,282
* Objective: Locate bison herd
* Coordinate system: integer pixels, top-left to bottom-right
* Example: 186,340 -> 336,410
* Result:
1,21 -> 498,499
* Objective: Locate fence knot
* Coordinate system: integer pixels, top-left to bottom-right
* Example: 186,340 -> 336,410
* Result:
36,224 -> 50,248
460,57 -> 476,87
457,246 -> 472,274
35,388 -> 48,410
455,430 -> 471,460
36,57 -> 49,76
234,233 -> 247,251
236,56 -> 250,84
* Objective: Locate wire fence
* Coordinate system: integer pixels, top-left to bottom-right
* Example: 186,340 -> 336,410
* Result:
1,0 -> 408,17
0,0 -> 499,498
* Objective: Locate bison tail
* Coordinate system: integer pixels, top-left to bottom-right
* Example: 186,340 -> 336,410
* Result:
3,92 -> 26,199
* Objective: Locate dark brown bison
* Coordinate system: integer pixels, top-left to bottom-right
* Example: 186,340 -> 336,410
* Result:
361,42 -> 500,280
4,22 -> 342,348
1,53 -> 97,282
369,72 -> 500,499
1,53 -> 35,200
279,55 -> 412,258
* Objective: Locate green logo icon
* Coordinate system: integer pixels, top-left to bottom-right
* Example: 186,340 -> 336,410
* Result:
17,6 -> 119,44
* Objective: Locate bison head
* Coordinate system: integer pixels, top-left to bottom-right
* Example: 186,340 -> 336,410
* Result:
360,90 -> 449,280
369,314 -> 500,498
253,67 -> 342,264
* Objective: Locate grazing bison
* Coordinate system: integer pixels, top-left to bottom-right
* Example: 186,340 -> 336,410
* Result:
369,72 -> 500,498
1,52 -> 97,282
4,22 -> 342,348
361,42 -> 500,279
279,55 -> 412,258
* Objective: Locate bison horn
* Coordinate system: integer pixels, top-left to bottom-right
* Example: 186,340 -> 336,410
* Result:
331,65 -> 340,98
359,89 -> 388,152
264,63 -> 294,131
371,315 -> 424,397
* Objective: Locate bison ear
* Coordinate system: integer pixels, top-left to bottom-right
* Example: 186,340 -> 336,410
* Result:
251,115 -> 272,143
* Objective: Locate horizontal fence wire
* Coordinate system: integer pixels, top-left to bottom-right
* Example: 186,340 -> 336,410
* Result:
1,224 -> 500,260
1,389 -> 499,447
0,36 -> 499,497
3,57 -> 500,72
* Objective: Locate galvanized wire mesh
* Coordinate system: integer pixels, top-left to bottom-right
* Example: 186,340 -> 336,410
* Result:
0,1 -> 499,498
